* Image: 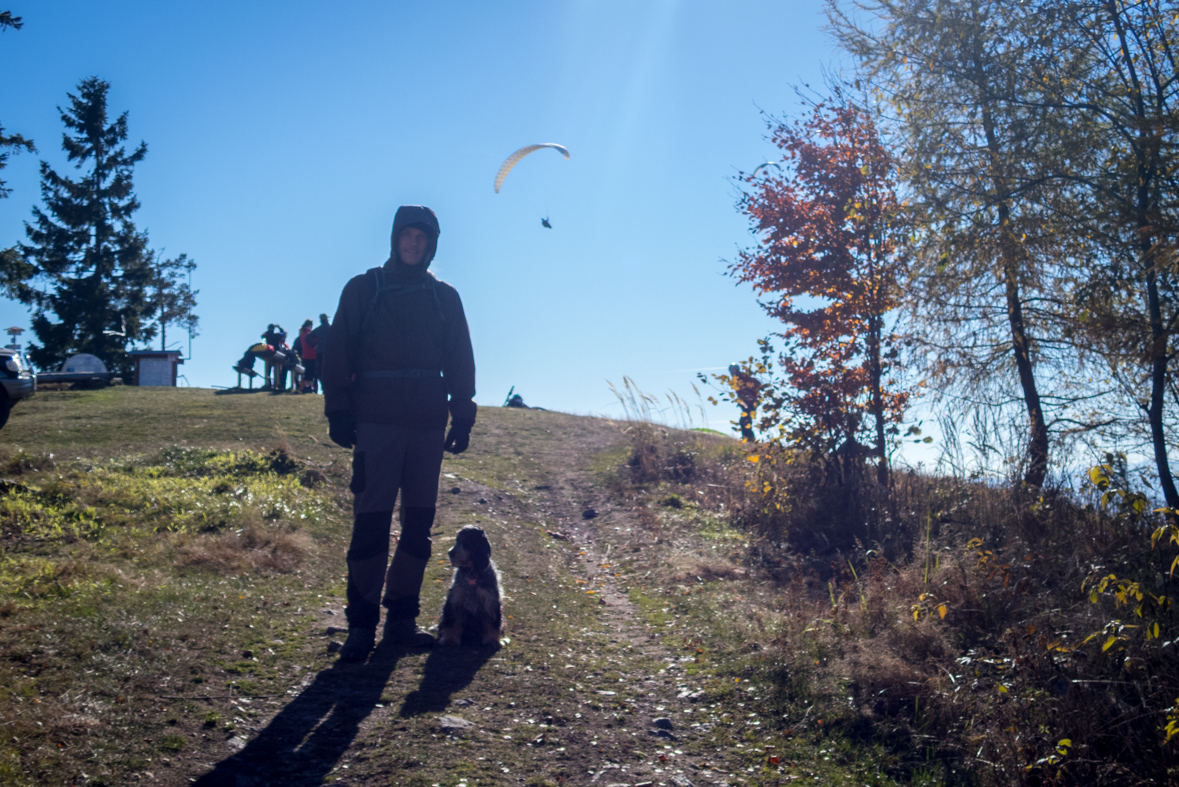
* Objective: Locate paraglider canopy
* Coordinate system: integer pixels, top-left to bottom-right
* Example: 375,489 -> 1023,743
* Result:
751,160 -> 782,177
494,143 -> 570,193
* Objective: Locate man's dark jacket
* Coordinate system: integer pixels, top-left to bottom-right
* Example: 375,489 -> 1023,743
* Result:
321,206 -> 476,430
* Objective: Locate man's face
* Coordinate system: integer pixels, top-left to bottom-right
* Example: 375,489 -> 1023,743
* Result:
398,226 -> 430,266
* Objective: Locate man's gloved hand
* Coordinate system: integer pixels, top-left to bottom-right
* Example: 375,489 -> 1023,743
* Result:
328,412 -> 356,449
444,421 -> 472,454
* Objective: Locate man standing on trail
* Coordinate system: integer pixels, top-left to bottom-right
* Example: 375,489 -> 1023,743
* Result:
322,205 -> 476,662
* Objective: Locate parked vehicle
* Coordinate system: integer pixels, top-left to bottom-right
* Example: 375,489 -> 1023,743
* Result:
0,348 -> 35,429
35,353 -> 114,386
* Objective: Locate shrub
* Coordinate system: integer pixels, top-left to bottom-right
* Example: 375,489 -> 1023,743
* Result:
615,416 -> 1179,784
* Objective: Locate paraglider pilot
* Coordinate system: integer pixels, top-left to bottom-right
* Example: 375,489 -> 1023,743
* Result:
322,205 -> 476,662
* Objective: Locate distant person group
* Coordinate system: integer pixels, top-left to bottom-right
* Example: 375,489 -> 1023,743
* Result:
233,314 -> 331,393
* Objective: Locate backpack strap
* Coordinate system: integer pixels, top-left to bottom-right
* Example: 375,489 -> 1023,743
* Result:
358,266 -> 385,338
359,267 -> 445,337
356,267 -> 449,370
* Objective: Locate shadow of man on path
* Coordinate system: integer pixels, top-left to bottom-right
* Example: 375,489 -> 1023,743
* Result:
398,644 -> 498,718
192,648 -> 404,787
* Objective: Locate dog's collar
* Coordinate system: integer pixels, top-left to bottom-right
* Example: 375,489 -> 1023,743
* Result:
468,577 -> 478,586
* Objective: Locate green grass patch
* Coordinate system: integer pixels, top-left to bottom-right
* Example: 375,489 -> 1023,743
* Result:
1,447 -> 325,545
159,733 -> 186,752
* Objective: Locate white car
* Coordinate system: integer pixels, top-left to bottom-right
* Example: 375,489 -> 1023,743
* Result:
0,348 -> 35,429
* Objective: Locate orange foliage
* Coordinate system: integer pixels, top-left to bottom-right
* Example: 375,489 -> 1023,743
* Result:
728,94 -> 911,473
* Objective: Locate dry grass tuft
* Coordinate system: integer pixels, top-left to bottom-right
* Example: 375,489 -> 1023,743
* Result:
173,524 -> 313,573
299,468 -> 329,488
272,430 -> 292,456
0,449 -> 57,476
672,556 -> 741,582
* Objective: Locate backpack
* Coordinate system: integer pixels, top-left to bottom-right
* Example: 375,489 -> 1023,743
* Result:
358,266 -> 446,337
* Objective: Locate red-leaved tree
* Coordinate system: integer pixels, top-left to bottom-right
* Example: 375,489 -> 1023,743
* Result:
729,94 -> 911,485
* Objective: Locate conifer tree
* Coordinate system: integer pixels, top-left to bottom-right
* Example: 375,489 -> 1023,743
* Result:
17,77 -> 154,375
0,12 -> 35,199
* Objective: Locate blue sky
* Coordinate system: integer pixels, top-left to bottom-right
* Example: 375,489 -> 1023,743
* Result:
0,0 -> 846,430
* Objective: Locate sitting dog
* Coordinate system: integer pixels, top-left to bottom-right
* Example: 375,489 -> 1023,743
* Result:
438,525 -> 504,646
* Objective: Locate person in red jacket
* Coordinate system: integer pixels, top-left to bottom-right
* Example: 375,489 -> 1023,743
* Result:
292,319 -> 319,393
321,205 -> 476,662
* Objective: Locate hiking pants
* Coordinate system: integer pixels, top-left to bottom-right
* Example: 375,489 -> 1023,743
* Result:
345,423 -> 445,629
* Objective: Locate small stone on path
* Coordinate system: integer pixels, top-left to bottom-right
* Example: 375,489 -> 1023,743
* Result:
436,715 -> 474,734
652,716 -> 674,730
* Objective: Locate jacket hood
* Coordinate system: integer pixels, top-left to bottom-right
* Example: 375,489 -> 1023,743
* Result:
388,205 -> 440,279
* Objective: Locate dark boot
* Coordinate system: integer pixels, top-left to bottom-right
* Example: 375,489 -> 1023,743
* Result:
382,616 -> 436,647
338,627 -> 376,662
346,510 -> 394,630
383,546 -> 429,610
381,547 -> 435,647
381,507 -> 435,647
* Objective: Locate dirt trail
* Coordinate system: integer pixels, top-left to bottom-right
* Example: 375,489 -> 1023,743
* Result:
186,408 -> 734,787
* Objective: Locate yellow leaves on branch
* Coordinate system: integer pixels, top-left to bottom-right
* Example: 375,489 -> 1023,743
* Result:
911,591 -> 948,621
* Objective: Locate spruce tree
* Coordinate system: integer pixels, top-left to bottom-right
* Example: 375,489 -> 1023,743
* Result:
0,12 -> 35,198
18,77 -> 153,375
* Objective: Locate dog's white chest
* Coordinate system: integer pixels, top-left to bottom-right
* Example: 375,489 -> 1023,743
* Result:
460,585 -> 494,613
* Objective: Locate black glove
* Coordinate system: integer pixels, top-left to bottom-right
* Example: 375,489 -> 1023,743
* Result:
444,421 -> 472,454
328,412 -> 356,449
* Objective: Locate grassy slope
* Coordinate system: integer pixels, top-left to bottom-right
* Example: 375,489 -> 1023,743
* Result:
0,388 -> 895,787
